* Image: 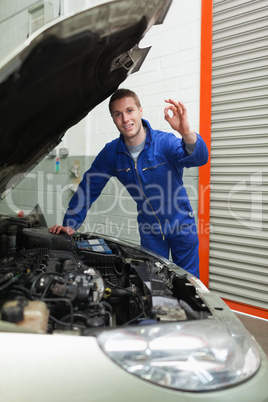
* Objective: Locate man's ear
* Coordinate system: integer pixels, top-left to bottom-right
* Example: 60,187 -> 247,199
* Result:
140,107 -> 143,117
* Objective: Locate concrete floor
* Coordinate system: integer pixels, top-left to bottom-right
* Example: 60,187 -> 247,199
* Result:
235,312 -> 268,357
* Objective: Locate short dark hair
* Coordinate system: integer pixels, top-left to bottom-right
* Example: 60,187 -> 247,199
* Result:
109,88 -> 141,114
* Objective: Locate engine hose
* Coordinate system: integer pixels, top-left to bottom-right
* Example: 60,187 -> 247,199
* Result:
179,299 -> 201,319
100,301 -> 112,313
0,272 -> 13,285
111,288 -> 132,298
0,276 -> 17,292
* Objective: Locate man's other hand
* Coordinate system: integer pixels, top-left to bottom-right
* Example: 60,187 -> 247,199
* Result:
49,225 -> 75,235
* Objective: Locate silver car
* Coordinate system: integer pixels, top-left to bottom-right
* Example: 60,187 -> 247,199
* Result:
0,1 -> 267,401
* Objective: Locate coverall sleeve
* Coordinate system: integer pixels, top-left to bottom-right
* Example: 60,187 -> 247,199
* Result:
165,132 -> 209,169
63,146 -> 114,230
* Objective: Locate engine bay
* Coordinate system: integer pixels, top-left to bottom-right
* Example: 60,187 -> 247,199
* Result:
0,212 -> 210,335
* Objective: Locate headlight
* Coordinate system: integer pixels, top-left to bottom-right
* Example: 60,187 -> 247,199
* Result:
97,318 -> 261,391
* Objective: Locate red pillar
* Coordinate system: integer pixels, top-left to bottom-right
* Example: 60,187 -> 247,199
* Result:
198,0 -> 213,287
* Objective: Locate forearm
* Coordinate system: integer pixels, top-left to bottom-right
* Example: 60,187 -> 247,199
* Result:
180,129 -> 197,144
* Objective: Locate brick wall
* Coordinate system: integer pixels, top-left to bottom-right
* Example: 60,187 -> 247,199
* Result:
79,0 -> 202,243
1,0 -> 202,246
0,0 -> 60,61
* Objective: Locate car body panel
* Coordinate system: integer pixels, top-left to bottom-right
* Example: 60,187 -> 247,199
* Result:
0,224 -> 267,400
0,331 -> 267,402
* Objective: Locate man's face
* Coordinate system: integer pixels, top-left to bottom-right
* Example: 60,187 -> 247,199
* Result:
110,97 -> 145,145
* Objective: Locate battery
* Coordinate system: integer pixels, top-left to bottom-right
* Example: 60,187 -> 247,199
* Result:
76,238 -> 112,254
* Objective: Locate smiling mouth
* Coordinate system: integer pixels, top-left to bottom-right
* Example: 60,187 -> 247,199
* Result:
124,124 -> 134,130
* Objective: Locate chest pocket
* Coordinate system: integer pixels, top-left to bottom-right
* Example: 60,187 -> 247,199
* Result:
116,167 -> 131,173
115,167 -> 134,186
142,162 -> 166,171
141,161 -> 169,189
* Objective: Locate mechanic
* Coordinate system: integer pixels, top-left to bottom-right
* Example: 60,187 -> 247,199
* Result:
49,89 -> 209,277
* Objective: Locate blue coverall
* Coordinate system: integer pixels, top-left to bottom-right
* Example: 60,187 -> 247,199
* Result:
63,119 -> 209,277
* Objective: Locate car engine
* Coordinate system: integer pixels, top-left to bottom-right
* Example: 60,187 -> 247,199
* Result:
0,211 -> 210,335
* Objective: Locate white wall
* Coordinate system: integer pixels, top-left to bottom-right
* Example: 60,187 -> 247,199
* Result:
0,0 -> 202,155
0,0 -> 203,242
67,0 -> 202,156
65,0 -> 203,242
0,0 -> 61,60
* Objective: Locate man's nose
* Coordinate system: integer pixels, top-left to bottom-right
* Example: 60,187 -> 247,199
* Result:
122,112 -> 129,122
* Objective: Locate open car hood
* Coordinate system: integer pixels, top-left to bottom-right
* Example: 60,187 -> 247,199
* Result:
0,0 -> 172,200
